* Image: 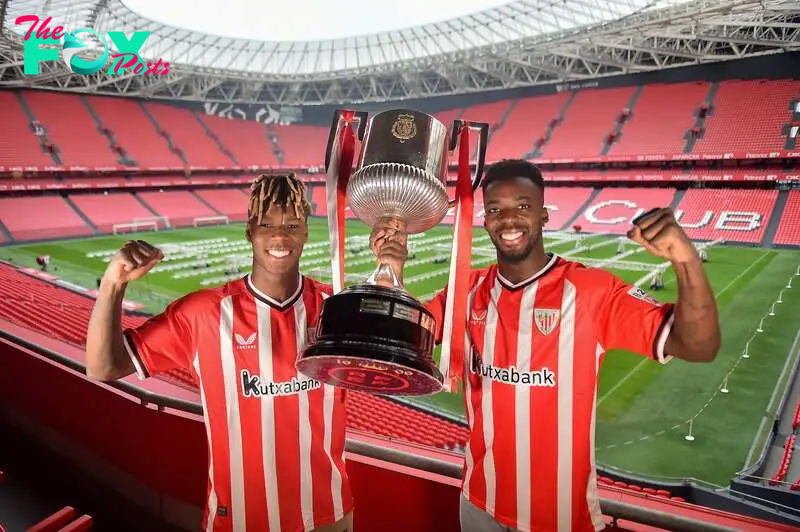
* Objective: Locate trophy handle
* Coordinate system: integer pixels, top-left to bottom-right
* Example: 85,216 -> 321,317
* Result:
448,120 -> 489,202
324,110 -> 370,169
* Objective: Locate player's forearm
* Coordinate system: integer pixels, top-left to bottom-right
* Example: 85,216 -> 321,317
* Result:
667,257 -> 720,362
85,279 -> 135,380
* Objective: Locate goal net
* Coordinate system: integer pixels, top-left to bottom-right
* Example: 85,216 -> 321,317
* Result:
112,220 -> 159,235
194,215 -> 230,227
134,216 -> 171,229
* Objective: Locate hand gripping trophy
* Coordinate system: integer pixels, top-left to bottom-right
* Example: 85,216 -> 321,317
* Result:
296,109 -> 488,396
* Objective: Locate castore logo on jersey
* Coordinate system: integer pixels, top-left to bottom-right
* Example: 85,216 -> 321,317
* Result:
235,332 -> 257,350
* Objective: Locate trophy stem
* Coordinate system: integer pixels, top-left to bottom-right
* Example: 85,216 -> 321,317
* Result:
366,262 -> 404,290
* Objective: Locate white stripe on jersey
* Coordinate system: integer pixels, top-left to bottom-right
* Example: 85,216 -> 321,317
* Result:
587,343 -> 605,531
515,282 -> 538,529
323,384 -> 344,519
193,353 -> 218,532
481,279 -> 503,515
256,301 -> 281,531
462,275 -> 485,500
557,281 -> 577,531
293,298 -> 315,531
220,296 -> 247,531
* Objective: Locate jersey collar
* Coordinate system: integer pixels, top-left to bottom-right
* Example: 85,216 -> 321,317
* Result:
496,253 -> 559,292
245,273 -> 304,310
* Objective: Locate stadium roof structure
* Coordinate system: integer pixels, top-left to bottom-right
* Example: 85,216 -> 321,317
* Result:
1,0 -> 798,105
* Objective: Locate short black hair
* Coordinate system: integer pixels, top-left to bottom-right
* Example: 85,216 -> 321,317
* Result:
481,159 -> 544,192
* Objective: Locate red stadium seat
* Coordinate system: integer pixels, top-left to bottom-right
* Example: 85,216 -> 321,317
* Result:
27,507 -> 77,532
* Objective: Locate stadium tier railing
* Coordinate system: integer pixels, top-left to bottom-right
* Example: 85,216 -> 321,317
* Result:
1,325 -> 798,532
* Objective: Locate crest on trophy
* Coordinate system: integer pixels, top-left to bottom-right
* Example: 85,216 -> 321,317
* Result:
391,113 -> 417,142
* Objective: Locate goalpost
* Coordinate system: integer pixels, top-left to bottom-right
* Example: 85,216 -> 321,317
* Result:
112,220 -> 159,235
134,216 -> 171,229
193,215 -> 230,228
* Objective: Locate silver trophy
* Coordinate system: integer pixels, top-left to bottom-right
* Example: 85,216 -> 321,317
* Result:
296,109 -> 488,396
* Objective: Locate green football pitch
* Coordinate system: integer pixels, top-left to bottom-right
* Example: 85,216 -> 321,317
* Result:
2,217 -> 799,487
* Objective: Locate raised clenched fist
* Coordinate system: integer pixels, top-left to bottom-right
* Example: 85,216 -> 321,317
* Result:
103,239 -> 164,285
627,208 -> 697,264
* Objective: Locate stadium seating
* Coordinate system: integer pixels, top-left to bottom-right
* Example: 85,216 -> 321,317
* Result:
541,187 -> 595,230
460,100 -> 515,142
608,82 -> 710,156
773,190 -> 800,247
193,189 -> 250,222
136,190 -> 219,227
694,79 -> 800,154
271,125 -> 329,168
768,434 -> 796,486
68,192 -> 158,233
86,96 -> 184,168
0,265 -> 143,345
573,187 -> 677,234
22,91 -> 120,167
673,189 -> 778,244
0,196 -> 93,241
0,91 -> 54,168
486,93 -> 570,160
542,87 -> 638,159
200,115 -> 280,167
143,103 -> 232,168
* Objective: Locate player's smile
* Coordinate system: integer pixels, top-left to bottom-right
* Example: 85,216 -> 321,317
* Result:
266,247 -> 294,260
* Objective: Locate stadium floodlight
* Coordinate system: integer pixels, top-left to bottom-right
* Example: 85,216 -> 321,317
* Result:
685,420 -> 695,442
757,318 -> 765,333
742,342 -> 750,359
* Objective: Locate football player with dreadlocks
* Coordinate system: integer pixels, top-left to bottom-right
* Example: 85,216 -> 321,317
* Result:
87,174 -> 354,532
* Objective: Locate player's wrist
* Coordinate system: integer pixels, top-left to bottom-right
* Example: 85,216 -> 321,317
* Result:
99,276 -> 128,294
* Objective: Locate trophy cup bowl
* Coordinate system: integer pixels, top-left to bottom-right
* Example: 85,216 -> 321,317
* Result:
296,109 -> 488,396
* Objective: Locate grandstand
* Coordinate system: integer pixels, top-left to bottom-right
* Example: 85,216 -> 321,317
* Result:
1,0 -> 799,530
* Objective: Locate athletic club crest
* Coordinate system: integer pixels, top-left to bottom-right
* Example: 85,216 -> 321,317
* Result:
391,113 -> 417,142
534,309 -> 561,336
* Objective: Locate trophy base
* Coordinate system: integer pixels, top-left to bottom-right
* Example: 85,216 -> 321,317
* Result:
296,348 -> 443,396
296,284 -> 444,396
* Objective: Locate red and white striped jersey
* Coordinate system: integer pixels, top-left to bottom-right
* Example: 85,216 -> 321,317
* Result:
123,275 -> 353,532
427,254 -> 674,532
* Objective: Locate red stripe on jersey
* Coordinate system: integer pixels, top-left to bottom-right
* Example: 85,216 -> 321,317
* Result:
528,275 -> 560,531
236,296 -> 272,530
192,303 -> 229,532
489,283 -> 523,523
571,287 -> 604,532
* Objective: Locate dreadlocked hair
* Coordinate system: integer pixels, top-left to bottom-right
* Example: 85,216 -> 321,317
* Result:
248,173 -> 311,224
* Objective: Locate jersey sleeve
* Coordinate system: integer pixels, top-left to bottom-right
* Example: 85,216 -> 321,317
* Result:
424,286 -> 448,345
595,272 -> 675,364
423,269 -> 484,346
122,297 -> 195,380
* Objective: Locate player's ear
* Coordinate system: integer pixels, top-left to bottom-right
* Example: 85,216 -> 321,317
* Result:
245,221 -> 253,243
542,207 -> 549,226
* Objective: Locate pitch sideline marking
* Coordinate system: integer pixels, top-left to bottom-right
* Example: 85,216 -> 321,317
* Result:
597,250 -> 772,406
